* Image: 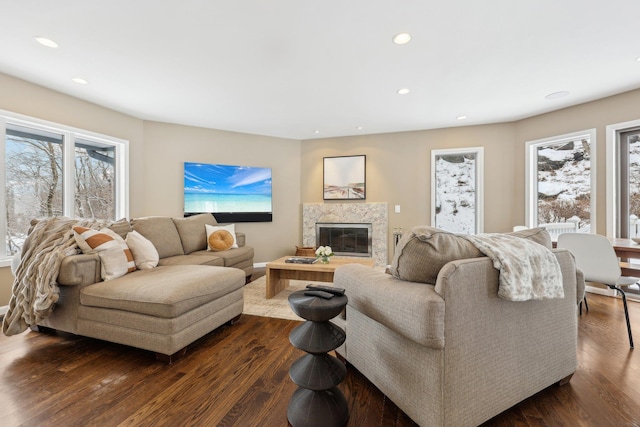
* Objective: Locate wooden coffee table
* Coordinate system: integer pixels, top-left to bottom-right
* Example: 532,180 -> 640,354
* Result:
265,256 -> 375,298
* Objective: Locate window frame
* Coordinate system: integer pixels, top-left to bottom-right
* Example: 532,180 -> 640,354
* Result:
606,118 -> 640,238
525,129 -> 597,230
0,110 -> 129,266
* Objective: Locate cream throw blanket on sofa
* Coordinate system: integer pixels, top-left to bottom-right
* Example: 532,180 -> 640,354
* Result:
461,233 -> 564,301
2,217 -> 108,336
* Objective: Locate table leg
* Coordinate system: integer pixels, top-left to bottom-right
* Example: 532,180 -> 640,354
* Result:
266,268 -> 289,299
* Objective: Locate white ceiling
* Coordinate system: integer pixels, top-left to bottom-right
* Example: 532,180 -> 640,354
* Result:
2,0 -> 640,140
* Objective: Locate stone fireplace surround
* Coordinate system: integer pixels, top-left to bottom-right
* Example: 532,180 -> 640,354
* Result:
302,203 -> 388,267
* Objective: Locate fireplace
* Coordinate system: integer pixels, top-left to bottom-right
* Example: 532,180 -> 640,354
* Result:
303,202 -> 387,266
316,223 -> 372,258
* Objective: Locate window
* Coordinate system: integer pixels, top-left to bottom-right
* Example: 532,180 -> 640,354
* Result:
525,129 -> 596,236
1,111 -> 128,265
606,119 -> 640,238
431,147 -> 484,234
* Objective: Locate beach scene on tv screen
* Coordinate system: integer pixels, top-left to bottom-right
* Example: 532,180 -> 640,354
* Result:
184,162 -> 272,213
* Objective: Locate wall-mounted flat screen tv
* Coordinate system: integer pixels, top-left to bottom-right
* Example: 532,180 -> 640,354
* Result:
184,162 -> 272,222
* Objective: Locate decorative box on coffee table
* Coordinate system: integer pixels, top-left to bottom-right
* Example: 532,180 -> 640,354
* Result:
287,290 -> 348,427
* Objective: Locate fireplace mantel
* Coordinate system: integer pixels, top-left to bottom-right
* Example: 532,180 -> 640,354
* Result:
302,203 -> 388,266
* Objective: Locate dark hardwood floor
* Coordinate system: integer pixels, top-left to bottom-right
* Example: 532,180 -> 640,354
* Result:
1,293 -> 640,427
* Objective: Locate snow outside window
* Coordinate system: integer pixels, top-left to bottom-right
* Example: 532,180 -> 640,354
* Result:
525,129 -> 596,235
431,147 -> 484,234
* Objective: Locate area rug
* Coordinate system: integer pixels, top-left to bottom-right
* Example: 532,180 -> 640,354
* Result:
243,276 -> 329,321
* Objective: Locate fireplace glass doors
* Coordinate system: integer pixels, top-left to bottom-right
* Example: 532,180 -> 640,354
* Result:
315,223 -> 372,258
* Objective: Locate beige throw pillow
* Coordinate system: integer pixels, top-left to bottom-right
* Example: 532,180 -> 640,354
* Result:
73,226 -> 136,280
205,224 -> 238,251
125,230 -> 160,269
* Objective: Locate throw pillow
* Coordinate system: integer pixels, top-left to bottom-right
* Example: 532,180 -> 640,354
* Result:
125,230 -> 160,269
205,224 -> 238,251
208,229 -> 234,251
390,226 -> 482,285
73,226 -> 136,280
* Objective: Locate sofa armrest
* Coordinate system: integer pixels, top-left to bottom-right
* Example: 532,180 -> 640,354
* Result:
57,254 -> 101,286
334,264 -> 445,348
235,232 -> 246,247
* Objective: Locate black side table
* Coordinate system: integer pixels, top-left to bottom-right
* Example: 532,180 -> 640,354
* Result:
287,290 -> 348,427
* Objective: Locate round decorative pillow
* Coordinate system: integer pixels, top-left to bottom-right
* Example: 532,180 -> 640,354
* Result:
208,229 -> 234,251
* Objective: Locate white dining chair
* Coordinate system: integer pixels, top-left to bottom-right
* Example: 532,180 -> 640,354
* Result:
557,233 -> 636,348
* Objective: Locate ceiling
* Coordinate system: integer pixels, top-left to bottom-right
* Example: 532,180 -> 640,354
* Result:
2,0 -> 640,140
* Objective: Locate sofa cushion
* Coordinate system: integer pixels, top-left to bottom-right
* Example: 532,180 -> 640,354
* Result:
79,265 -> 245,318
205,224 -> 238,250
390,226 -> 552,285
107,218 -> 133,239
131,216 -> 184,259
125,230 -> 159,270
172,213 -> 217,254
190,246 -> 254,267
73,226 -> 136,280
158,254 -> 225,267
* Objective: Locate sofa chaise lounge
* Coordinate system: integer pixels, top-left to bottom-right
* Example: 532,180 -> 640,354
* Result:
34,213 -> 254,362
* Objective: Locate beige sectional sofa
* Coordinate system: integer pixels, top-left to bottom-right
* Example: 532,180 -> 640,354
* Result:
333,227 -> 584,426
37,213 -> 254,362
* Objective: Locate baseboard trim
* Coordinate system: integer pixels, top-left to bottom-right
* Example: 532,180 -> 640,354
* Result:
585,285 -> 617,297
254,262 -> 267,268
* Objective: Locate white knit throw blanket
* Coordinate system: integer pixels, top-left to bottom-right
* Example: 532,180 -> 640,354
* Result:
460,233 -> 565,301
2,217 -> 109,336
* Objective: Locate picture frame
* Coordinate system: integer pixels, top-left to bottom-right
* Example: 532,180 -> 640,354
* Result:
431,147 -> 484,234
323,155 -> 366,200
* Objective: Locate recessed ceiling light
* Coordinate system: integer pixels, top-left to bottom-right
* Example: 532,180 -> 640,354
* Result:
71,77 -> 89,85
313,130 -> 320,134
544,91 -> 570,100
356,126 -> 363,130
457,115 -> 467,120
397,88 -> 410,95
35,37 -> 58,48
393,33 -> 411,45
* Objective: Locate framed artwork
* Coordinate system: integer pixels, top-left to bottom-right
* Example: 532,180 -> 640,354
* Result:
431,147 -> 484,234
323,155 -> 366,200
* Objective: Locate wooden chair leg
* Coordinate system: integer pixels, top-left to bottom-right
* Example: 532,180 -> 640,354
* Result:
556,373 -> 574,386
156,347 -> 187,364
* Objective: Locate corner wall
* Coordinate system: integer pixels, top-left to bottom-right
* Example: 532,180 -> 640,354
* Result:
0,73 -> 145,309
300,123 -> 519,263
141,121 -> 301,263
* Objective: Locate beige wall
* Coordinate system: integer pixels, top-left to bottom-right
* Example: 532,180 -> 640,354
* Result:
2,70 -> 640,306
0,74 -> 301,307
301,123 -> 518,262
0,73 -> 145,308
301,88 -> 640,262
142,121 -> 301,263
514,89 -> 640,234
